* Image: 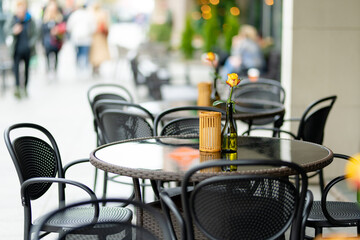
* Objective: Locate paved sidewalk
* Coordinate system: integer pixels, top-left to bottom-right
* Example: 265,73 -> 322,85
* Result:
0,42 -> 137,239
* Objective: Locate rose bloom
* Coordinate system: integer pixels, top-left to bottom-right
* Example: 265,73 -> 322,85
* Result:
345,153 -> 360,189
206,52 -> 216,62
226,73 -> 241,87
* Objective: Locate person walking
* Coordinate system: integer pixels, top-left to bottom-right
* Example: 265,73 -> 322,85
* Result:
41,0 -> 66,76
221,25 -> 265,79
89,2 -> 111,76
4,0 -> 38,98
66,0 -> 96,72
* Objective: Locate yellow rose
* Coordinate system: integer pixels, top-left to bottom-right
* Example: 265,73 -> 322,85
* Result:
206,52 -> 216,62
226,73 -> 241,87
345,153 -> 360,189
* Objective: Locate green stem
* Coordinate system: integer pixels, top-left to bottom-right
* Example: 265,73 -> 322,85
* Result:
227,87 -> 233,103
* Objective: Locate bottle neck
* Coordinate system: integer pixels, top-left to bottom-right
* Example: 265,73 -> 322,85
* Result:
226,103 -> 233,121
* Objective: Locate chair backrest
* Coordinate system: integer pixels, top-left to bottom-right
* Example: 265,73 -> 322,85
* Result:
4,123 -> 63,201
153,106 -> 226,136
181,159 -> 308,240
232,78 -> 285,126
297,95 -> 337,144
87,84 -> 134,146
94,100 -> 154,144
234,78 -> 285,104
31,198 -> 172,240
87,83 -> 134,109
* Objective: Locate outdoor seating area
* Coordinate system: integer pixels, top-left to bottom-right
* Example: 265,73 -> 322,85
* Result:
0,0 -> 359,240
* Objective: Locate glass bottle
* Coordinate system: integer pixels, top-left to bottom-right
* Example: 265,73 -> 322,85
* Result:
210,77 -> 220,104
221,151 -> 238,172
221,102 -> 237,153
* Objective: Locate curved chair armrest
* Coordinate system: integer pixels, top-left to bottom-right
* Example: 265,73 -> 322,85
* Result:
20,177 -> 97,207
159,191 -> 186,240
241,127 -> 297,139
321,153 -> 354,226
63,158 -> 90,175
321,175 -> 351,226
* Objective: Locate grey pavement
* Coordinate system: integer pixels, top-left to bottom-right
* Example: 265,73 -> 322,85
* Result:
0,40 -> 356,239
0,41 -> 137,239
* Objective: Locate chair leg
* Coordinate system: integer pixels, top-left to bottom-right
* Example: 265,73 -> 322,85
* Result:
93,168 -> 98,192
102,172 -> 108,204
318,169 -> 325,196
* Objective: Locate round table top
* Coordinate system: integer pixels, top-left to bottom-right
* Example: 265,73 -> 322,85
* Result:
139,99 -> 285,121
90,135 -> 333,182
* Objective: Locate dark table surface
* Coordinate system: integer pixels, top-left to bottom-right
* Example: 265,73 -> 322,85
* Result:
90,135 -> 333,182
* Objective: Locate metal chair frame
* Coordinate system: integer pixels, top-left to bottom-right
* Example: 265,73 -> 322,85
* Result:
306,153 -> 360,238
31,198 -> 172,240
233,78 -> 286,135
93,99 -> 155,201
87,83 -> 134,192
160,159 -> 311,240
4,123 -> 132,240
243,95 -> 337,195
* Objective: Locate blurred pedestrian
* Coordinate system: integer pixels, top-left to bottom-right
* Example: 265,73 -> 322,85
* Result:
66,0 -> 96,71
221,25 -> 265,79
89,2 -> 111,76
41,0 -> 66,75
4,0 -> 38,98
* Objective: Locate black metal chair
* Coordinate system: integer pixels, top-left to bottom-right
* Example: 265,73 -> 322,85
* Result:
31,198 -> 172,240
233,77 -> 286,135
87,83 -> 134,146
87,83 -> 134,191
160,159 -> 311,240
243,95 -> 337,194
94,100 -> 154,143
4,123 -> 133,240
153,106 -> 226,136
306,153 -> 360,239
94,99 -> 155,201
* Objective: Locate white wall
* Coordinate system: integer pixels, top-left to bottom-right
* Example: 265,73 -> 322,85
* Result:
282,0 -> 360,179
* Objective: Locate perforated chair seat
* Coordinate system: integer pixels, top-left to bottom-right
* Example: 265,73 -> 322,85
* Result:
34,206 -> 132,232
305,154 -> 360,238
31,198 -> 172,240
307,201 -> 360,228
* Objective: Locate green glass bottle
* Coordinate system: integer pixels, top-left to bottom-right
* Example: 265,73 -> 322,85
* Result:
221,102 -> 237,153
221,151 -> 238,172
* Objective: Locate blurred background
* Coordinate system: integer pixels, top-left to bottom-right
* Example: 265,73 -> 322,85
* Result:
0,0 -> 359,238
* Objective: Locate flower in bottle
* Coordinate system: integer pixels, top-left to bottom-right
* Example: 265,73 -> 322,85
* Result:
213,73 -> 241,107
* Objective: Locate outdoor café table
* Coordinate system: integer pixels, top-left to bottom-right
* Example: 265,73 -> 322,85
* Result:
90,135 -> 333,202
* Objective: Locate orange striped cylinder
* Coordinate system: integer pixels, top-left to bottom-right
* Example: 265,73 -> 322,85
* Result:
197,82 -> 212,107
199,111 -> 222,152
